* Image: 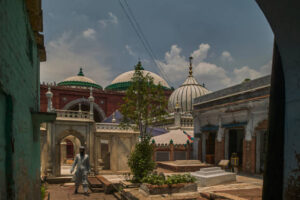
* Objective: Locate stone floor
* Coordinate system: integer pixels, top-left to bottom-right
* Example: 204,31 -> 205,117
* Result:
46,168 -> 263,200
46,184 -> 117,200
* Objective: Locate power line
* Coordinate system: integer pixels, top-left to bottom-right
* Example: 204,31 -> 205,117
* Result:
118,0 -> 173,86
122,0 -> 170,81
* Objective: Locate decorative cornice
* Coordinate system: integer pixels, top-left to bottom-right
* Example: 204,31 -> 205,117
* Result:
58,81 -> 102,89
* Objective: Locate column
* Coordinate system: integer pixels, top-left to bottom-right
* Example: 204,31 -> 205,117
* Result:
88,87 -> 94,120
193,139 -> 199,160
193,114 -> 201,159
169,141 -> 174,161
202,133 -> 206,162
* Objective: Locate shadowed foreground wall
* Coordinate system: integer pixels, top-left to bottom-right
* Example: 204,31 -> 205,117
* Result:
0,0 -> 44,199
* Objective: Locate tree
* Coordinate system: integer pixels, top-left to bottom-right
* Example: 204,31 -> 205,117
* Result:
119,61 -> 168,182
120,61 -> 168,138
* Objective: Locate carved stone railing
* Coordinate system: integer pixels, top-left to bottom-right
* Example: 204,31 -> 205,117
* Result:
56,110 -> 91,120
95,123 -> 137,133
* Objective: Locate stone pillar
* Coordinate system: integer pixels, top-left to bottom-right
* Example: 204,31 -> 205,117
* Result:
60,141 -> 66,164
40,128 -> 48,177
193,114 -> 201,160
169,141 -> 174,161
193,139 -> 199,160
110,135 -> 118,171
46,123 -> 54,176
243,137 -> 256,173
198,138 -> 202,161
88,87 -> 94,120
202,133 -> 206,162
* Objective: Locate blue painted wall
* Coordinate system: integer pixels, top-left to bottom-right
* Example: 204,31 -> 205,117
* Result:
0,0 -> 41,199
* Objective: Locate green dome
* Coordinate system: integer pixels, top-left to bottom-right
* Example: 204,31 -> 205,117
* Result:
58,68 -> 102,89
105,62 -> 171,91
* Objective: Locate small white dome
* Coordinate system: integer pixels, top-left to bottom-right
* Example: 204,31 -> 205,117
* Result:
168,57 -> 209,113
168,76 -> 209,113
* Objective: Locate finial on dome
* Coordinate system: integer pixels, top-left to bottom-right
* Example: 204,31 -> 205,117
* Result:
78,67 -> 84,76
135,60 -> 144,70
189,56 -> 193,76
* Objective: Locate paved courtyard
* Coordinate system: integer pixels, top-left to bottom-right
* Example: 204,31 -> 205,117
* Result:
45,172 -> 263,200
46,184 -> 117,200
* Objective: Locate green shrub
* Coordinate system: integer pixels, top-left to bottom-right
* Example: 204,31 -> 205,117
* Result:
128,136 -> 155,183
41,184 -> 46,200
142,173 -> 196,185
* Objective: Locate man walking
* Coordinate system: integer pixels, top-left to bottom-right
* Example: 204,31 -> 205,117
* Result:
70,146 -> 90,195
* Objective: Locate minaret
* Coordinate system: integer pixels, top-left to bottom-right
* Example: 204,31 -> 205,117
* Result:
189,56 -> 193,77
46,87 -> 53,112
88,87 -> 94,120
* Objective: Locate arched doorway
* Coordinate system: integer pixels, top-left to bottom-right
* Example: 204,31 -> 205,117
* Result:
56,129 -> 85,176
60,135 -> 82,175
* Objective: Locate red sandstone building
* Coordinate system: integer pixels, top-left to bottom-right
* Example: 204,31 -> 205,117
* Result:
40,62 -> 172,122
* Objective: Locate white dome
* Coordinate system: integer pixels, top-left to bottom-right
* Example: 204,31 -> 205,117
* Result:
110,70 -> 170,89
168,76 -> 209,113
62,75 -> 96,84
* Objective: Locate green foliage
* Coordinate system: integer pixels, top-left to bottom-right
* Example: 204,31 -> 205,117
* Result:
120,61 -> 168,138
142,173 -> 196,185
41,184 -> 46,200
127,136 -> 156,182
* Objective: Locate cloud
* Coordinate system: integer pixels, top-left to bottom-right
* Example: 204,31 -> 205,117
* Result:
158,44 -> 271,91
191,44 -> 210,63
232,66 -> 262,83
125,45 -> 136,56
99,12 -> 118,27
221,51 -> 233,62
259,60 -> 272,75
40,31 -> 112,87
82,28 -> 96,39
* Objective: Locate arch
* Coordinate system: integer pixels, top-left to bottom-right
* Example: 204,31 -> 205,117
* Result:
55,129 -> 85,176
63,98 -> 106,122
57,129 -> 85,147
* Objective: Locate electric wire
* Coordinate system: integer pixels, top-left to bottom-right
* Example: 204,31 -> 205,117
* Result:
118,0 -> 173,86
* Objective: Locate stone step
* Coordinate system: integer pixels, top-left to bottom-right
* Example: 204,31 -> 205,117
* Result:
88,177 -> 103,188
200,167 -> 221,172
193,170 -> 225,176
90,187 -> 104,193
46,176 -> 72,184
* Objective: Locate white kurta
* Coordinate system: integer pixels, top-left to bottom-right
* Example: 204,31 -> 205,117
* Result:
71,154 -> 90,187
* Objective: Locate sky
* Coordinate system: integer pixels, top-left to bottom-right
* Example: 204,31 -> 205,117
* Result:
40,0 -> 274,91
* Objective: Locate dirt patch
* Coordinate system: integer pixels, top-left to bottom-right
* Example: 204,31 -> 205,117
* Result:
217,188 -> 262,200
